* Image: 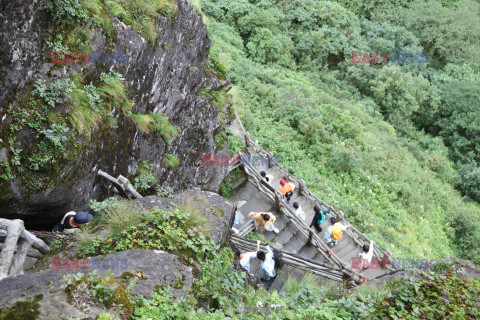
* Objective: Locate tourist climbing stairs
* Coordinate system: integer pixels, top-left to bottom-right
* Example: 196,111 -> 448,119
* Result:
229,117 -> 402,286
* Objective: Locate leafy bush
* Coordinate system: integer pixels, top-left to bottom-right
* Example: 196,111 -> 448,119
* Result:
452,209 -> 480,262
77,200 -> 217,262
246,28 -> 294,66
457,161 -> 480,202
133,161 -> 158,194
434,80 -> 480,163
376,271 -> 480,319
105,0 -> 175,45
329,148 -> 357,173
369,65 -> 440,127
32,78 -> 74,109
156,186 -> 174,198
62,271 -> 133,317
40,0 -> 86,25
383,0 -> 480,68
90,197 -> 121,214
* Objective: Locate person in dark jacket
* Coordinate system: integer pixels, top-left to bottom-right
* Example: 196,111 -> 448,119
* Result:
53,211 -> 94,233
309,206 -> 331,232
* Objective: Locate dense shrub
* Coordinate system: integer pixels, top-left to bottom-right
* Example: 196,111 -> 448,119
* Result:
382,0 -> 480,69
40,0 -> 86,25
457,162 -> 480,202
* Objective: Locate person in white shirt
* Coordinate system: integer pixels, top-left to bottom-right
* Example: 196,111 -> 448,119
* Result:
235,249 -> 257,273
360,240 -> 374,269
256,240 -> 276,282
260,171 -> 274,184
292,202 -> 306,221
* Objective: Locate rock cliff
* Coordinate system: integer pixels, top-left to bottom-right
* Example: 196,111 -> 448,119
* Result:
0,0 -> 232,229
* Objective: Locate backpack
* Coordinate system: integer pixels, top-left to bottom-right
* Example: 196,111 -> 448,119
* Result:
52,212 -> 73,233
331,223 -> 343,240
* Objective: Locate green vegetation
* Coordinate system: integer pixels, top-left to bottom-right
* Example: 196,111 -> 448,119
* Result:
198,0 -> 480,262
163,153 -> 180,170
156,186 -> 174,198
131,249 -> 480,319
133,161 -> 159,194
40,0 -> 87,25
213,128 -> 243,153
104,0 -> 175,46
40,0 -> 175,51
218,167 -> 242,198
62,271 -> 133,318
457,162 -> 480,202
0,71 -> 177,192
77,197 -> 217,263
0,294 -> 43,320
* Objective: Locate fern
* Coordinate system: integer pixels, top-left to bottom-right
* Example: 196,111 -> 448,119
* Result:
163,153 -> 180,169
97,72 -> 129,110
150,113 -> 179,143
131,114 -> 155,133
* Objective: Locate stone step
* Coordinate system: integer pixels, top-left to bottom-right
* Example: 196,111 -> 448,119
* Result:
334,242 -> 359,261
273,216 -> 289,233
342,248 -> 363,270
268,267 -> 290,293
282,237 -> 306,253
283,221 -> 300,235
312,251 -> 327,264
358,263 -> 388,281
331,238 -> 353,256
273,230 -> 294,246
297,245 -> 318,260
264,230 -> 277,242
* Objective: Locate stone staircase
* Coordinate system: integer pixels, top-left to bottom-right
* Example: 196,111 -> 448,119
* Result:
232,181 -> 327,265
228,115 -> 401,286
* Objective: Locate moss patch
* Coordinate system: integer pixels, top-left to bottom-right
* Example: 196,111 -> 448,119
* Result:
0,294 -> 43,320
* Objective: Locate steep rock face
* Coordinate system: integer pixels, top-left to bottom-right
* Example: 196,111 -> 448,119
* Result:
0,0 -> 231,229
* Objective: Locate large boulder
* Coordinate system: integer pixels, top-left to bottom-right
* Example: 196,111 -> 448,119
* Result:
0,0 -> 232,229
129,188 -> 236,246
0,249 -> 195,319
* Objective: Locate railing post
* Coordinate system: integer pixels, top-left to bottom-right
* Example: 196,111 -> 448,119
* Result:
10,237 -> 32,277
308,228 -> 314,245
267,152 -> 273,168
245,132 -> 251,148
0,219 -> 23,279
299,179 -> 305,195
275,191 -> 281,210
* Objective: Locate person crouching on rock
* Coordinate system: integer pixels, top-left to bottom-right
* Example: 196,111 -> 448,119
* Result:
53,211 -> 94,233
248,211 -> 279,233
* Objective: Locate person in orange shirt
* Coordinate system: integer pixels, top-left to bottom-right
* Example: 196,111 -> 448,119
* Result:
279,179 -> 295,203
248,212 -> 279,233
